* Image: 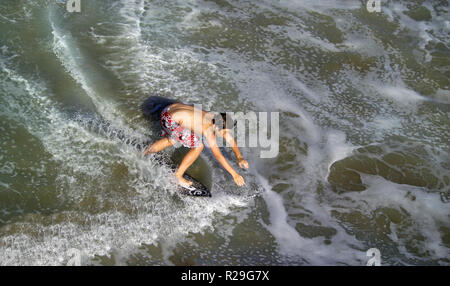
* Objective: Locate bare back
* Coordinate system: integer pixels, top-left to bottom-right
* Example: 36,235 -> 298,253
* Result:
168,103 -> 214,136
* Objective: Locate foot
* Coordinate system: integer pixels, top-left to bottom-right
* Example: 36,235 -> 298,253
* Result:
176,175 -> 193,187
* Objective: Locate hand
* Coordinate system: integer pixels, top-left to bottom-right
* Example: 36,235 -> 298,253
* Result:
232,173 -> 245,187
238,158 -> 249,169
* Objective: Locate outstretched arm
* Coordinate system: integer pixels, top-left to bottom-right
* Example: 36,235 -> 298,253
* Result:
143,137 -> 175,156
220,130 -> 249,169
204,128 -> 245,186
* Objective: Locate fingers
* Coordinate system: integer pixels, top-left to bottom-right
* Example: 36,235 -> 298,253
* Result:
239,159 -> 249,169
234,174 -> 245,186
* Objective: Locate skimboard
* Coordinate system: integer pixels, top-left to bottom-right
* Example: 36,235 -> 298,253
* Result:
177,173 -> 211,197
154,157 -> 212,197
169,148 -> 212,197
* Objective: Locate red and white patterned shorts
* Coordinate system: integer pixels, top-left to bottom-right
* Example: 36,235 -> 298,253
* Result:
160,105 -> 202,148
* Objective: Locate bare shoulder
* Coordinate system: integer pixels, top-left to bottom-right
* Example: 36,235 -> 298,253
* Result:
169,103 -> 195,116
202,110 -> 215,122
170,102 -> 191,110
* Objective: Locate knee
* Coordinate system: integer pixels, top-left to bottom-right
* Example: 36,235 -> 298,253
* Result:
148,144 -> 158,153
195,143 -> 204,151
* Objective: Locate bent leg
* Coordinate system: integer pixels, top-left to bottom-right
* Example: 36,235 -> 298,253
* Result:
144,137 -> 175,156
175,143 -> 204,186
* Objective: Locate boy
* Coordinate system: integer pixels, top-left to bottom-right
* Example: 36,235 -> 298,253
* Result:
143,102 -> 248,187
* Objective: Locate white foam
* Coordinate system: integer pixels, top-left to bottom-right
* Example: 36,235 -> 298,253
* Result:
0,5 -> 254,266
434,89 -> 450,104
50,17 -> 137,136
2,0 -> 448,266
383,1 -> 448,63
343,175 -> 450,262
283,25 -> 340,52
380,85 -> 427,103
259,174 -> 306,253
256,171 -> 366,265
325,131 -> 356,176
270,0 -> 361,12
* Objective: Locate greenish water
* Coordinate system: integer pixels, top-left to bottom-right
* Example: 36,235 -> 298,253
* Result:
0,0 -> 449,265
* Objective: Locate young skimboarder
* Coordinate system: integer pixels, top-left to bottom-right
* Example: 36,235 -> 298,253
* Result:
143,103 -> 248,187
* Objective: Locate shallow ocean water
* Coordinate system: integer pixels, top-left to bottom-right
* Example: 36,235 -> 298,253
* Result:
0,0 -> 449,265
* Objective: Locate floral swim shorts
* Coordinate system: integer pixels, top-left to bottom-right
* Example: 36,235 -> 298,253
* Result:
160,105 -> 202,148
